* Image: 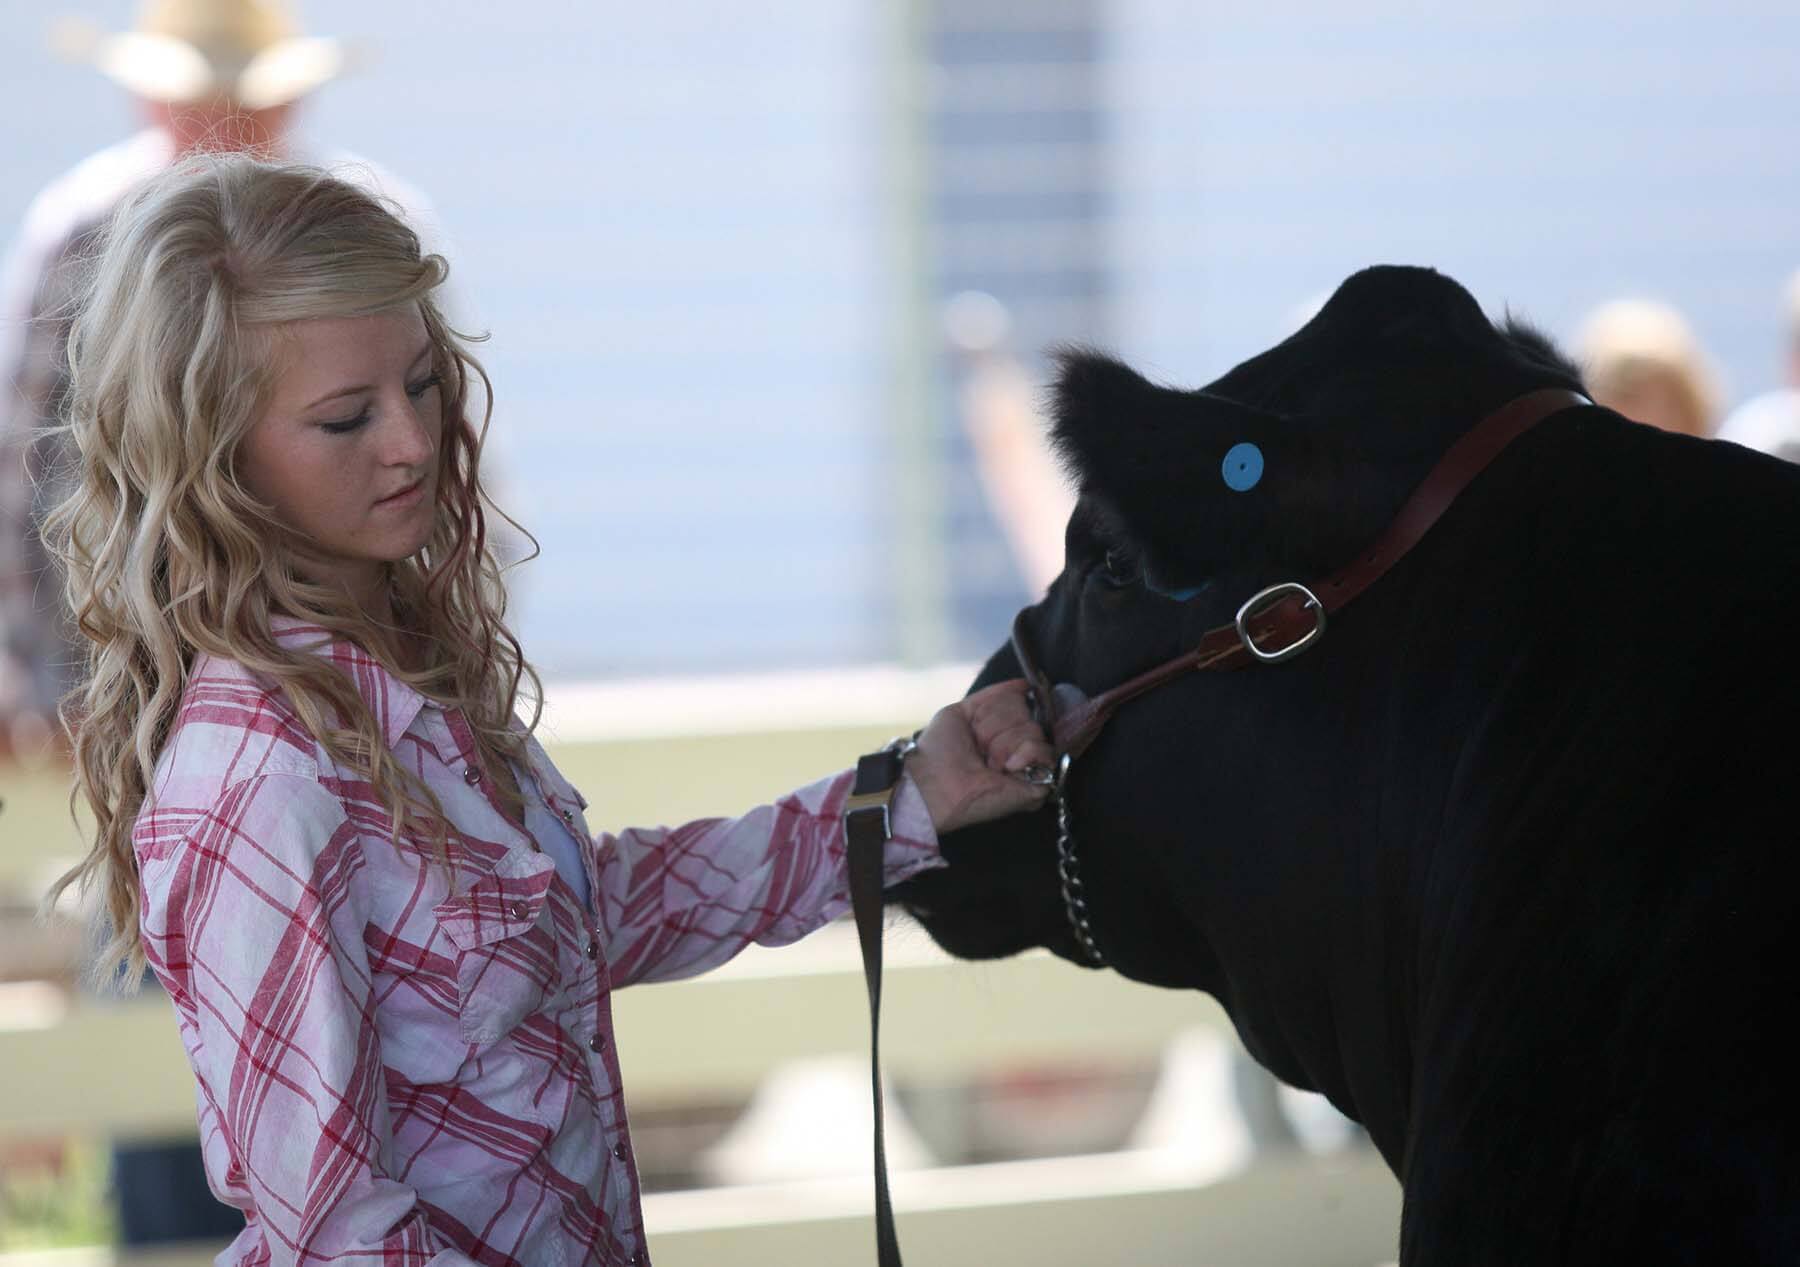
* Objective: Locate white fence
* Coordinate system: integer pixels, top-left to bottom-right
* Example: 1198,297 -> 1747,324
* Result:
0,669 -> 1401,1264
1,927 -> 1400,1266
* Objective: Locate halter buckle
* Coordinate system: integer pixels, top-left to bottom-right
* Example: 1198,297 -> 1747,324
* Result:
1234,582 -> 1327,664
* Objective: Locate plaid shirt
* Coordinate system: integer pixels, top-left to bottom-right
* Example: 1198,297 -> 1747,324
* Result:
133,624 -> 941,1266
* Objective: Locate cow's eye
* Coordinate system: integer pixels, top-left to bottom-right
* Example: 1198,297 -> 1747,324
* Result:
1101,547 -> 1139,587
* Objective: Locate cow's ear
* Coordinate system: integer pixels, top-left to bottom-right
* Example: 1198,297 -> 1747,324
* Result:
1048,349 -> 1165,484
1049,348 -> 1378,580
1049,349 -> 1281,505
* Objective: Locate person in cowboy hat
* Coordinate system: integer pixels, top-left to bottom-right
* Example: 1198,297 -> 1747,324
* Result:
0,0 -> 442,1247
1,0 -> 440,767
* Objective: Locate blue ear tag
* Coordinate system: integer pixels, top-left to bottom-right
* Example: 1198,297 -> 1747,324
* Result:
1222,442 -> 1264,492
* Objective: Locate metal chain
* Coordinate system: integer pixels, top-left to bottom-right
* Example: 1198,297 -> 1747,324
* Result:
1049,753 -> 1106,967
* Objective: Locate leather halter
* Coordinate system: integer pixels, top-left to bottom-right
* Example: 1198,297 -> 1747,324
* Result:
1011,388 -> 1591,762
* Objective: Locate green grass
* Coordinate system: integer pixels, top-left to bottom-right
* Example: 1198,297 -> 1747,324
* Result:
0,1138 -> 115,1251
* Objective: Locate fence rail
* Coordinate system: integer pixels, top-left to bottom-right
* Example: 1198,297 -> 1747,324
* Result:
1,926 -> 1223,1134
0,927 -> 1403,1265
1,696 -> 1402,1264
0,1152 -> 1401,1267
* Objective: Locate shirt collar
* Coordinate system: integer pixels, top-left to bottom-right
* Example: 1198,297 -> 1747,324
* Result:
268,615 -> 429,750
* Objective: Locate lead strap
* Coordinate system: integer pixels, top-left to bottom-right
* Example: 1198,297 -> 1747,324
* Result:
847,749 -> 907,1267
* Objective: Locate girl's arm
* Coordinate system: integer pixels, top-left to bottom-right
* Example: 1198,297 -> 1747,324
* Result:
593,678 -> 1052,986
593,766 -> 940,986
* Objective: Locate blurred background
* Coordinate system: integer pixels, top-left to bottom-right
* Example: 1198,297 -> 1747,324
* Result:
2,1 -> 1797,1264
10,0 -> 1798,682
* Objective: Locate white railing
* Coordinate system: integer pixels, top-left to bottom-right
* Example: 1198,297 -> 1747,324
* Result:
1,928 -> 1401,1266
0,926 -> 1225,1135
0,671 -> 1402,1264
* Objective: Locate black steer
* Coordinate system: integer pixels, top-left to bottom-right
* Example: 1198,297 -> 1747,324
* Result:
892,265 -> 1800,1264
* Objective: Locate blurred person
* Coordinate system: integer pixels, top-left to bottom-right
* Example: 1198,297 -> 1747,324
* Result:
946,291 -> 1075,595
45,156 -> 1052,1266
1574,298 -> 1721,438
2,3 -> 446,1248
0,0 -> 438,764
1717,267 -> 1800,463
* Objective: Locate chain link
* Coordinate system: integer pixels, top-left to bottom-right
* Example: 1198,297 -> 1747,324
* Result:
1050,753 -> 1106,966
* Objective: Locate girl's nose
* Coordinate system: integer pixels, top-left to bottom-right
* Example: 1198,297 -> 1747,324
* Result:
382,398 -> 437,465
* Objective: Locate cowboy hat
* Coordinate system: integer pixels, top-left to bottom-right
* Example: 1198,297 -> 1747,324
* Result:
52,0 -> 350,110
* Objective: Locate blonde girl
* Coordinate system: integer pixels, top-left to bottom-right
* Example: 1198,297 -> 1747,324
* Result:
49,155 -> 1049,1266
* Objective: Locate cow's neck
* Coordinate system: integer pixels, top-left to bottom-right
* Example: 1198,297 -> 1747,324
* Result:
1107,412 -> 1650,1172
1074,492 -> 1563,1170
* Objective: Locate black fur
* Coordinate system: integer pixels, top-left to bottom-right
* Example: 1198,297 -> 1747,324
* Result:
893,266 -> 1800,1264
1046,267 -> 1588,595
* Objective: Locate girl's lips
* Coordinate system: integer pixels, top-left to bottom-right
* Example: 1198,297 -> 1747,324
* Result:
375,478 -> 425,508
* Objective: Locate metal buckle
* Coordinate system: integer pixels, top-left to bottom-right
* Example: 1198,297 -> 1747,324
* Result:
1234,582 -> 1326,664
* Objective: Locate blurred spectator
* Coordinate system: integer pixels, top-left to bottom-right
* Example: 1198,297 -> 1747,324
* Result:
0,0 -> 440,1247
945,291 -> 1074,596
1575,298 -> 1722,438
0,0 -> 437,763
1717,268 -> 1800,464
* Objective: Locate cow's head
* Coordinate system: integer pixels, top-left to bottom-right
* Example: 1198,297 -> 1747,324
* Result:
890,266 -> 1586,982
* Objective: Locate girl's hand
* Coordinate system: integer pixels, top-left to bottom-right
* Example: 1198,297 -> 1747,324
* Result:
906,679 -> 1054,836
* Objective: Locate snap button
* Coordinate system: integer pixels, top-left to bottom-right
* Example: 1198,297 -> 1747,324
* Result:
560,807 -> 575,823
585,938 -> 598,960
612,1142 -> 627,1161
462,766 -> 480,786
589,1033 -> 606,1053
509,900 -> 528,920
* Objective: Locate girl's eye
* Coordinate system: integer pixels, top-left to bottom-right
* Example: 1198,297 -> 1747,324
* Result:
320,411 -> 370,435
319,374 -> 440,434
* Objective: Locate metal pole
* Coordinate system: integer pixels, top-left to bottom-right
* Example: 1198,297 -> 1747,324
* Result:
884,0 -> 948,666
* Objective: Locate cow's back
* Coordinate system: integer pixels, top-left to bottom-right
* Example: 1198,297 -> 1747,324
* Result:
1398,412 -> 1800,1264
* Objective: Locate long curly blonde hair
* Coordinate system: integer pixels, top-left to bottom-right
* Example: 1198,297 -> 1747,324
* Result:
44,155 -> 539,985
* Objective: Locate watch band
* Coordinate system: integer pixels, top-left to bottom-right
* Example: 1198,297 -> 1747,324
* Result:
846,742 -> 910,838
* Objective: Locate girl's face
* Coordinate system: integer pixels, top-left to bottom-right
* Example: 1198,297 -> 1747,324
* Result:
239,308 -> 445,604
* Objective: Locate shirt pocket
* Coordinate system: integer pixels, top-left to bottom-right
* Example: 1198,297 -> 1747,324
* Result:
433,854 -> 560,1045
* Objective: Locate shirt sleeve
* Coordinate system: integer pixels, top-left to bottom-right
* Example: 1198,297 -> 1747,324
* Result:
593,767 -> 944,987
144,772 -> 480,1266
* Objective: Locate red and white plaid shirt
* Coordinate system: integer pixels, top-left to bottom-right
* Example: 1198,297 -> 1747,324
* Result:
133,623 -> 941,1266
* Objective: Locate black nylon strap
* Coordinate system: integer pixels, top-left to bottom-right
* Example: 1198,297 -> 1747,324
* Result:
848,749 -> 906,1266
